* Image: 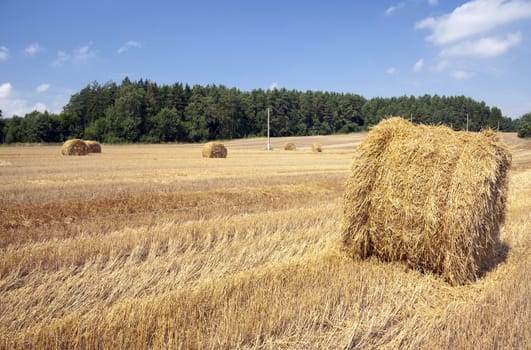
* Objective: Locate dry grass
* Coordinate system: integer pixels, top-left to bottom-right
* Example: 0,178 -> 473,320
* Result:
0,133 -> 529,349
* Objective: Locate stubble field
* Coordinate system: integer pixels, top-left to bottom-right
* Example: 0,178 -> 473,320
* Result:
0,133 -> 529,349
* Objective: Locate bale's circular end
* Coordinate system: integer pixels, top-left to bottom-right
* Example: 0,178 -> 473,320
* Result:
202,142 -> 227,158
284,142 -> 296,151
61,139 -> 89,156
84,140 -> 102,153
312,143 -> 322,152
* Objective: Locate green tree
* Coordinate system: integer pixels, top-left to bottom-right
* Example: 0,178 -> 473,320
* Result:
106,84 -> 147,142
0,110 -> 4,143
517,112 -> 531,138
144,108 -> 183,142
4,116 -> 24,143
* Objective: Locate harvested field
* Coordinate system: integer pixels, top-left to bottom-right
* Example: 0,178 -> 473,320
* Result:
0,133 -> 529,349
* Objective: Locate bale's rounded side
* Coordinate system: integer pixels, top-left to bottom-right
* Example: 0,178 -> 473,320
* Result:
342,117 -> 511,285
202,142 -> 227,158
284,142 -> 296,151
61,139 -> 89,156
312,143 -> 322,152
84,140 -> 102,153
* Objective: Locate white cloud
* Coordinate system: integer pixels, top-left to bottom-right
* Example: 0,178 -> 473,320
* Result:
268,82 -> 278,90
428,0 -> 439,5
0,82 -> 30,116
52,43 -> 95,66
451,70 -> 474,80
385,2 -> 405,16
0,46 -> 9,61
52,50 -> 71,66
435,60 -> 449,71
441,32 -> 522,57
117,41 -> 142,54
36,83 -> 51,93
416,0 -> 531,45
0,82 -> 12,98
75,43 -> 95,61
0,83 -> 64,117
25,43 -> 42,56
33,102 -> 48,112
386,67 -> 398,75
413,59 -> 424,72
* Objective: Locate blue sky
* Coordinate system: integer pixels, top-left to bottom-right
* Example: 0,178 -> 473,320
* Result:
1,0 -> 531,118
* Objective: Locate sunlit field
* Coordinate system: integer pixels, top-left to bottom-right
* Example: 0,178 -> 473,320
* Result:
1,133 -> 529,349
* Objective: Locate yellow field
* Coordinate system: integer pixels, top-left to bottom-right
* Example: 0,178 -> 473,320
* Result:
0,133 -> 529,349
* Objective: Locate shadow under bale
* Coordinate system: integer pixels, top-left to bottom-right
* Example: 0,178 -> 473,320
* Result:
342,117 -> 511,285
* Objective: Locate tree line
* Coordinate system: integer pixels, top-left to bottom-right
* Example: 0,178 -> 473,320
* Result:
0,78 -> 522,144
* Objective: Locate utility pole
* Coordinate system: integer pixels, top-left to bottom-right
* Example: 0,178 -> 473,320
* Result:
267,108 -> 271,151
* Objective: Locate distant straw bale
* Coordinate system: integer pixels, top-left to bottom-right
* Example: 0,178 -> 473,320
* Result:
284,142 -> 296,151
202,142 -> 227,158
84,140 -> 102,153
61,139 -> 89,156
312,143 -> 322,152
342,117 -> 511,285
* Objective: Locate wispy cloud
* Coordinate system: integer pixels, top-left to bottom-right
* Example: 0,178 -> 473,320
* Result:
441,32 -> 522,57
52,43 -> 95,66
75,42 -> 96,61
25,42 -> 42,56
117,41 -> 142,54
268,82 -> 278,90
0,82 -> 31,117
0,82 -> 64,117
52,50 -> 71,66
36,83 -> 51,93
413,59 -> 424,72
386,67 -> 398,75
451,70 -> 474,80
385,2 -> 405,16
32,102 -> 48,112
0,82 -> 11,98
0,46 -> 9,61
435,60 -> 449,72
416,0 -> 531,45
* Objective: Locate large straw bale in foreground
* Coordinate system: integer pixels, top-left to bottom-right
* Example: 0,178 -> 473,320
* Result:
84,140 -> 102,153
61,139 -> 89,156
342,117 -> 511,285
202,142 -> 227,158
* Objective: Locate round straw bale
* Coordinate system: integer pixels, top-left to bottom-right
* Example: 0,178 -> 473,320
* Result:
312,143 -> 322,152
284,142 -> 296,151
61,139 -> 89,156
84,140 -> 102,153
342,117 -> 511,285
202,142 -> 227,158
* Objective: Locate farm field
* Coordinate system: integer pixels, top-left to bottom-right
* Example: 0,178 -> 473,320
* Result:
0,132 -> 530,349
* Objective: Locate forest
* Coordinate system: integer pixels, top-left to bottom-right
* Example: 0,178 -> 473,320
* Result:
0,78 -> 521,144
